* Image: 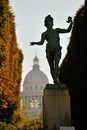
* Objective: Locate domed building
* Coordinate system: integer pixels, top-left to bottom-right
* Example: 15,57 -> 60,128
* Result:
21,55 -> 49,118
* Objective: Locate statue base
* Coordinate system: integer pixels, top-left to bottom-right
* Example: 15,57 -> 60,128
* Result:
43,83 -> 71,130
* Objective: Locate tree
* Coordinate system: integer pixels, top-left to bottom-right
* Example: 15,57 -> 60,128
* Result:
0,0 -> 23,123
59,1 -> 87,130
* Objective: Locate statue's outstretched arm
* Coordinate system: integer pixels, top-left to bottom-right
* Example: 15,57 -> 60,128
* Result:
30,33 -> 45,46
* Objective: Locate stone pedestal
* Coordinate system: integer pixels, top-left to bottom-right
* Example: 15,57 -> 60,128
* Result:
43,84 -> 71,130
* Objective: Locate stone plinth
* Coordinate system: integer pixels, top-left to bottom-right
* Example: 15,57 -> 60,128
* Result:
43,84 -> 71,130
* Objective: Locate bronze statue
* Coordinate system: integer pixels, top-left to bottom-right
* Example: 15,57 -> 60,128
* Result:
30,15 -> 73,84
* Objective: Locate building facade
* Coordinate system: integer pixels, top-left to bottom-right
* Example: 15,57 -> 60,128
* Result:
20,55 -> 49,118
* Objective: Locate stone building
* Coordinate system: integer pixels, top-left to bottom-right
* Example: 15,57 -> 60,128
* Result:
20,55 -> 49,118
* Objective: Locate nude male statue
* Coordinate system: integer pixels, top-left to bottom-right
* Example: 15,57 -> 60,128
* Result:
30,15 -> 73,84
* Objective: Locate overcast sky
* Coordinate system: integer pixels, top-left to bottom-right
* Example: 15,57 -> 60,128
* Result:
10,0 -> 84,87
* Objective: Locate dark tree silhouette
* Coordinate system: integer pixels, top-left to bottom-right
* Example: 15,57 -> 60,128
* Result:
59,1 -> 87,130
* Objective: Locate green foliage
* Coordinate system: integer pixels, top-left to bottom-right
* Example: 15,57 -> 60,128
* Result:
0,111 -> 43,129
0,0 -> 23,123
0,122 -> 6,130
0,122 -> 17,130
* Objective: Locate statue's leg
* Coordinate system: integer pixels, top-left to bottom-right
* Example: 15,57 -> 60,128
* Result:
46,48 -> 55,81
54,58 -> 59,83
54,51 -> 61,83
47,56 -> 55,81
46,50 -> 55,81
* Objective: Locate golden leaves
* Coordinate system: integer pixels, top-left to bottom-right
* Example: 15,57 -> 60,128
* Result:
0,0 -> 23,122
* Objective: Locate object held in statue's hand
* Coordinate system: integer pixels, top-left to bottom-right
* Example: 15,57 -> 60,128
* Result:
66,16 -> 72,23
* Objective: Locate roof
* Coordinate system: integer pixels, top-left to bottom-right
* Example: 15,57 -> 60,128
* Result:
23,55 -> 49,91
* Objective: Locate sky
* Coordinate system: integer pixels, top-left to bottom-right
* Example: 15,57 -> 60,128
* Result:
9,0 -> 84,89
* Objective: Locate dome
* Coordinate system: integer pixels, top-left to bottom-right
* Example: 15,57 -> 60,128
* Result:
23,55 -> 49,91
24,69 -> 49,85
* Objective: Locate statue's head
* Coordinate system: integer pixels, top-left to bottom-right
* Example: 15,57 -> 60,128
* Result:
44,15 -> 53,27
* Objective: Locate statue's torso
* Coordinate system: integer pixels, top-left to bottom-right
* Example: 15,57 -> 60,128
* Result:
44,29 -> 61,50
